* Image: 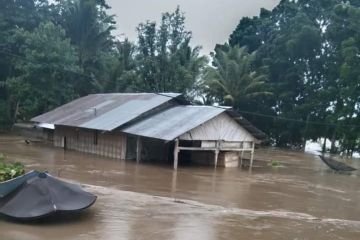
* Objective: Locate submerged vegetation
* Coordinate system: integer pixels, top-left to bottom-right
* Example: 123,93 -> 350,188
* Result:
0,153 -> 25,182
0,0 -> 359,155
267,160 -> 283,168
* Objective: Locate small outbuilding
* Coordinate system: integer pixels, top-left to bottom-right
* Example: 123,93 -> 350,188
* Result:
32,93 -> 265,169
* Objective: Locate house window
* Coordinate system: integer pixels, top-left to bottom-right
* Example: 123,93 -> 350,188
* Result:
94,130 -> 98,145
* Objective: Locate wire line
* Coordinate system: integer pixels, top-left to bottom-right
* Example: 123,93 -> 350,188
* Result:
237,110 -> 359,128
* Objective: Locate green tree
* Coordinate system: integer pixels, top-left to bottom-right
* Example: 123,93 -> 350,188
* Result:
225,0 -> 360,150
56,0 -> 116,95
324,3 -> 360,155
7,22 -> 80,121
135,6 -> 207,93
0,0 -> 53,127
104,38 -> 140,92
200,45 -> 271,109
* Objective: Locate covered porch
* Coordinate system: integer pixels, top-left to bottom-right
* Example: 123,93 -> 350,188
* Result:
129,136 -> 256,170
173,139 -> 255,169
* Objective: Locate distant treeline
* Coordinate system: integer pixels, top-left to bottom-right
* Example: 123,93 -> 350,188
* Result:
0,0 -> 359,155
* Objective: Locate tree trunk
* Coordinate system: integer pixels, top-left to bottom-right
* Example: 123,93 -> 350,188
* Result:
330,129 -> 337,154
322,137 -> 327,153
302,114 -> 310,152
11,100 -> 19,130
349,140 -> 355,158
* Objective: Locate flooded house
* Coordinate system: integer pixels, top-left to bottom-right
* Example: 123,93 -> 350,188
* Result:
31,93 -> 265,169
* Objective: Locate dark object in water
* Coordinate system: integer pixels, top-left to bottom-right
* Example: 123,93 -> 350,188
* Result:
318,155 -> 357,172
0,172 -> 96,220
0,171 -> 39,198
0,170 -> 39,198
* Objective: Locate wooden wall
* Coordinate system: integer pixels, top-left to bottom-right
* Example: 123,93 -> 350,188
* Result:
179,113 -> 256,142
54,126 -> 126,159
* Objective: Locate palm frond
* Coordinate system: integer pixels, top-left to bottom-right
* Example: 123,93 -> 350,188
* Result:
202,44 -> 272,106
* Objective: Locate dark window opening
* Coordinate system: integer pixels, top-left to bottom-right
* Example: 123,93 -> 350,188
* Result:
179,140 -> 201,147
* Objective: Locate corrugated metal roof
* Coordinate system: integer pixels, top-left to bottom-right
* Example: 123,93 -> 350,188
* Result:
31,93 -> 181,131
122,105 -> 226,141
36,123 -> 55,130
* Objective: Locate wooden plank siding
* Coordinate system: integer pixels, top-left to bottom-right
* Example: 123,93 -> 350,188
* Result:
174,113 -> 257,169
54,126 -> 126,159
179,112 -> 256,142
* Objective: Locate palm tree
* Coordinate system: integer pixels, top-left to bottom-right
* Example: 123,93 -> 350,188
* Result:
202,45 -> 272,108
57,0 -> 116,95
60,0 -> 115,63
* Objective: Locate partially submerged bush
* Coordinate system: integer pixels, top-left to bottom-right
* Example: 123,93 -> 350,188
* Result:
0,153 -> 25,182
267,159 -> 282,168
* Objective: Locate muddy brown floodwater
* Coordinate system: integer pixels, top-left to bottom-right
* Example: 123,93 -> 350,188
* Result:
1,135 -> 360,240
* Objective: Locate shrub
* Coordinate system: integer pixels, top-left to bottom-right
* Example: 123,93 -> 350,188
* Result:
267,159 -> 282,168
0,153 -> 25,182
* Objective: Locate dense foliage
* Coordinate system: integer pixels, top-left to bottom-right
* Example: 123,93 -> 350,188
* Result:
0,153 -> 25,182
135,8 -> 207,92
198,45 -> 272,109
214,0 -> 360,155
0,0 -> 359,155
0,1 -> 205,127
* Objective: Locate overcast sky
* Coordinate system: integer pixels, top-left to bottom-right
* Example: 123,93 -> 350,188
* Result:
106,0 -> 279,55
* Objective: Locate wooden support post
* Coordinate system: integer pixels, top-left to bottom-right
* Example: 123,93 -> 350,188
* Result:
214,140 -> 220,168
171,170 -> 177,197
249,142 -> 255,171
173,139 -> 179,170
240,150 -> 244,168
136,136 -> 142,163
239,142 -> 244,168
214,150 -> 219,168
121,134 -> 127,160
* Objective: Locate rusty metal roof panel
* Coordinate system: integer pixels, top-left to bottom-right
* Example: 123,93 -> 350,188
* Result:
122,105 -> 226,141
31,93 -> 181,131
